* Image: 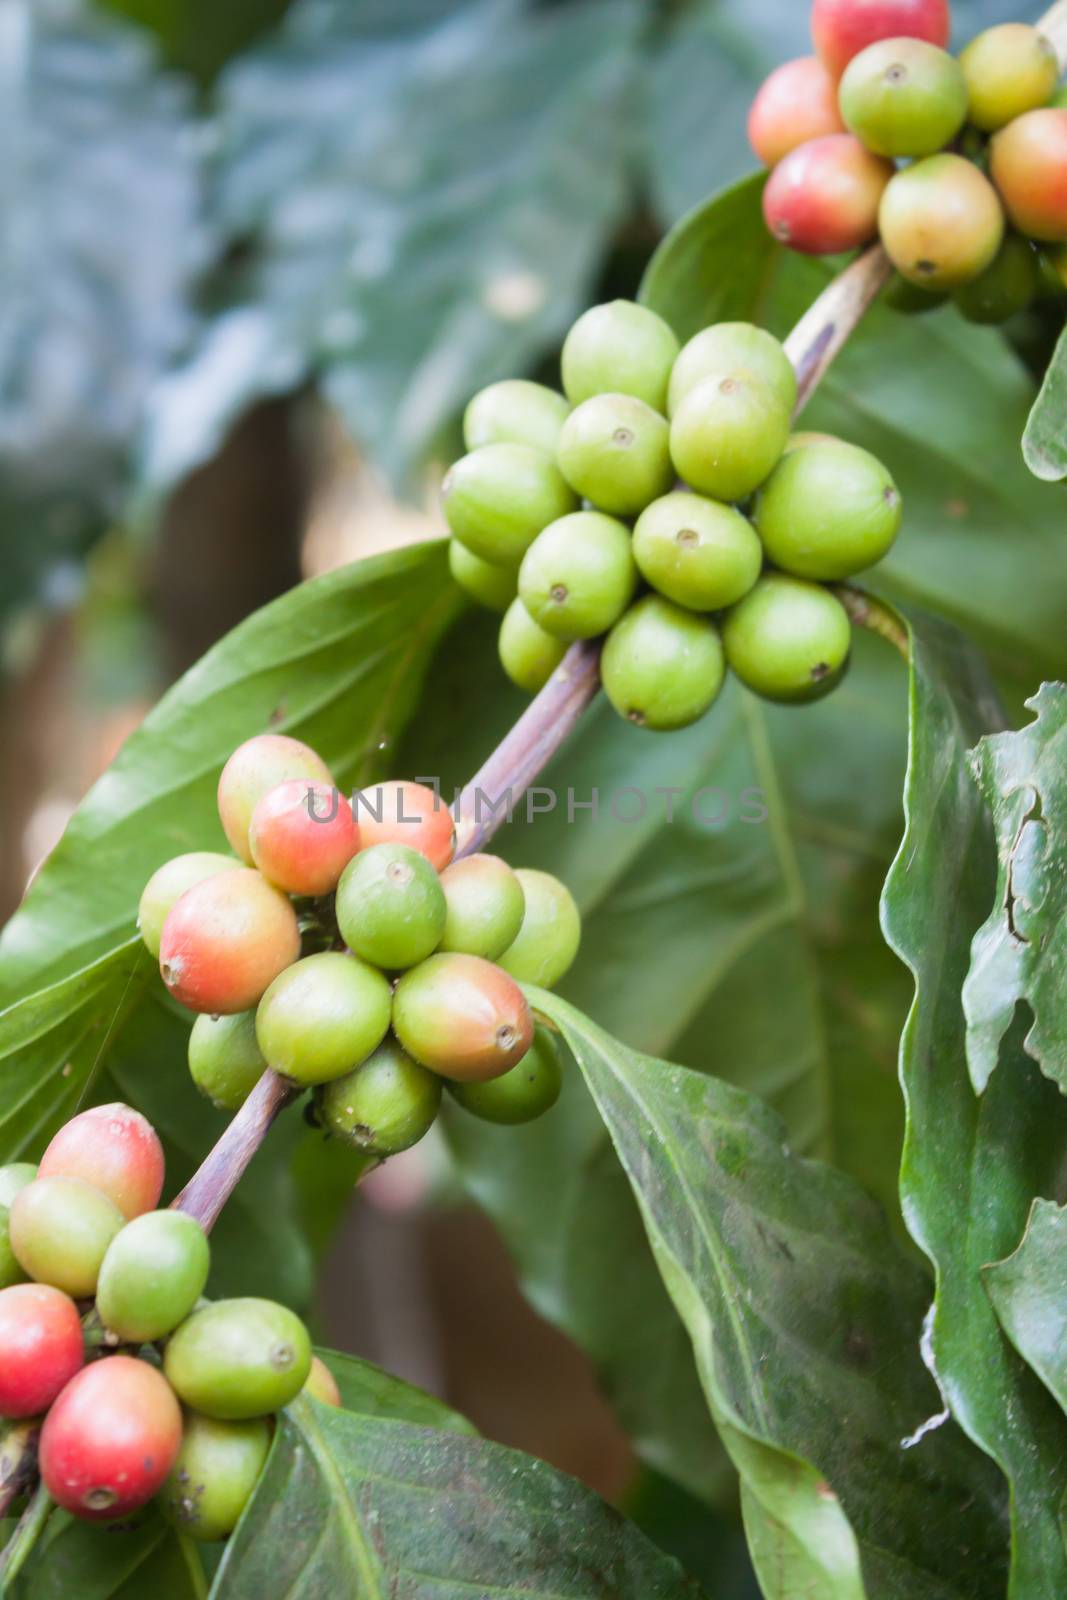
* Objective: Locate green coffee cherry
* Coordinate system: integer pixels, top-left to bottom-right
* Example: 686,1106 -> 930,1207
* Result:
498,598 -> 568,694
0,1207 -> 28,1289
953,233 -> 1038,324
448,1026 -> 563,1125
162,1412 -> 271,1542
438,854 -> 526,961
138,853 -> 241,959
316,1036 -> 442,1156
336,843 -> 447,970
722,574 -> 851,703
442,444 -> 577,569
557,395 -> 673,517
0,1164 -> 37,1209
561,300 -> 679,413
255,952 -> 392,1086
9,1176 -> 125,1298
754,441 -> 902,581
960,23 -> 1059,132
97,1211 -> 210,1343
632,492 -> 762,611
667,324 -> 796,417
669,370 -> 790,503
839,39 -> 967,158
884,273 -> 948,314
463,380 -> 569,454
600,595 -> 725,732
497,869 -> 581,990
164,1298 -> 312,1421
188,1011 -> 266,1112
518,512 -> 637,640
448,540 -> 517,614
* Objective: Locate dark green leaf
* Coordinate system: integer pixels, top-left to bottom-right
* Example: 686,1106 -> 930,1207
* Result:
311,1347 -> 474,1434
11,1507 -> 205,1600
984,1199 -> 1067,1416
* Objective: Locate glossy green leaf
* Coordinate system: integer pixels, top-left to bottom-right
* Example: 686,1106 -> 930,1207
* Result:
311,1346 -> 474,1435
882,606 -> 1067,1598
984,1200 -> 1067,1417
10,1507 -> 205,1600
1022,322 -> 1067,481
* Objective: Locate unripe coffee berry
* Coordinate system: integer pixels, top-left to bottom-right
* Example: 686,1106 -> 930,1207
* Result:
255,952 -> 392,1086
40,1355 -> 182,1520
497,869 -> 581,990
218,734 -> 333,865
162,1412 -> 272,1542
762,134 -> 893,254
669,370 -> 790,503
303,1353 -> 342,1407
811,0 -> 950,81
0,1164 -> 37,1208
668,323 -> 797,418
463,379 -> 569,455
316,1036 -> 442,1156
393,953 -> 532,1082
354,779 -> 456,871
600,596 -> 725,732
39,1103 -> 164,1220
990,111 -> 1067,243
632,492 -> 762,611
164,1298 -> 312,1420
960,24 -> 1059,132
498,598 -> 568,694
448,540 -> 517,614
438,854 -> 526,961
249,780 -> 359,897
96,1211 -> 210,1343
0,1283 -> 84,1417
879,155 -> 1005,288
449,1026 -> 563,1125
722,574 -> 851,702
0,1208 -> 27,1290
557,394 -> 673,517
442,444 -> 577,569
838,38 -> 967,158
883,273 -> 947,314
160,868 -> 301,1015
953,234 -> 1038,324
518,512 -> 637,640
561,300 -> 679,413
139,852 -> 241,959
336,843 -> 447,970
10,1176 -> 124,1297
748,56 -> 845,167
755,439 -> 902,580
189,1010 -> 267,1111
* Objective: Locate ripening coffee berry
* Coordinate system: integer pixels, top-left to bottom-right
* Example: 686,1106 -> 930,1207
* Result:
438,854 -> 526,961
249,781 -> 359,897
0,1164 -> 37,1208
442,444 -> 577,569
763,134 -> 893,255
497,869 -> 581,990
39,1104 -> 164,1221
990,111 -> 1067,243
754,439 -> 902,580
959,24 -> 1059,133
838,38 -> 967,157
162,1412 -> 271,1543
498,598 -> 568,693
316,1036 -> 442,1156
669,370 -> 790,503
449,1025 -> 563,1125
138,852 -> 241,959
96,1211 -> 210,1343
160,869 -> 300,1015
953,233 -> 1039,324
811,0 -> 950,81
632,492 -> 762,611
0,1283 -> 84,1417
667,323 -> 797,418
748,56 -> 845,167
393,953 -> 532,1081
10,1176 -> 124,1297
518,512 -> 637,640
217,734 -> 333,865
463,379 -> 570,454
354,780 -> 456,871
164,1298 -> 312,1420
40,1355 -> 182,1520
336,843 -> 446,970
722,574 -> 851,702
189,1011 -> 267,1111
448,540 -> 517,614
557,395 -> 673,517
600,596 -> 725,733
879,154 -> 1005,288
561,301 -> 679,413
255,952 -> 392,1086
303,1353 -> 342,1407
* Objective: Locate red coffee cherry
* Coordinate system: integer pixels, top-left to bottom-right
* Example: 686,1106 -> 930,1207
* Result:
159,868 -> 301,1014
811,0 -> 950,81
748,56 -> 845,167
0,1283 -> 84,1418
353,780 -> 455,871
763,134 -> 893,254
249,780 -> 360,896
990,110 -> 1067,243
217,734 -> 333,864
392,953 -> 533,1082
39,1102 -> 164,1220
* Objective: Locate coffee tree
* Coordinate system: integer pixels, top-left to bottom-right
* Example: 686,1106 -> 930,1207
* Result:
2,0 -> 1067,1595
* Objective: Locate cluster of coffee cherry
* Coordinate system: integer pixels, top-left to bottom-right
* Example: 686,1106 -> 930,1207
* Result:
138,734 -> 580,1143
752,0 -> 1067,320
0,1103 -> 338,1537
444,309 -> 902,724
